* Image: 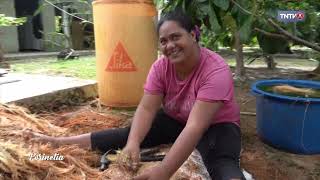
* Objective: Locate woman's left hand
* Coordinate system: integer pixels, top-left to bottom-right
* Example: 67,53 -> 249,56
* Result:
133,164 -> 171,180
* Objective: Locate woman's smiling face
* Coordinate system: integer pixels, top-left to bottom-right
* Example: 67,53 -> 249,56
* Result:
158,20 -> 196,64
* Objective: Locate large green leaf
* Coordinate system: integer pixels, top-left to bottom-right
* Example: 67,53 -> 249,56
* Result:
213,0 -> 229,11
230,3 -> 241,26
238,16 -> 253,43
223,14 -> 236,31
265,8 -> 277,19
230,0 -> 252,26
196,0 -> 208,3
198,2 -> 210,15
208,5 -> 221,33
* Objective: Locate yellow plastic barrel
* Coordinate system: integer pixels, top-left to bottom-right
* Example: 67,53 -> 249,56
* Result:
92,0 -> 157,107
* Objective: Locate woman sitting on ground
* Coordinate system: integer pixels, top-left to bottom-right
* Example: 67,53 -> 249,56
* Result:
25,9 -> 245,180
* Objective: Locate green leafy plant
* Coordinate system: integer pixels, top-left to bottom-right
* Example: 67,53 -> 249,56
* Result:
154,0 -> 255,78
154,0 -> 320,77
0,14 -> 26,26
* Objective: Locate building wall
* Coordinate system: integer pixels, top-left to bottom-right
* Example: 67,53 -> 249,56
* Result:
40,3 -> 57,51
0,0 -> 19,53
0,1 -> 92,53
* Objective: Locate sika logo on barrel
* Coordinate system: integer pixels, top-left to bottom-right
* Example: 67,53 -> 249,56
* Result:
105,42 -> 137,72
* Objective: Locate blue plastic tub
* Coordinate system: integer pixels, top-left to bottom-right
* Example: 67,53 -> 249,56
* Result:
251,79 -> 320,154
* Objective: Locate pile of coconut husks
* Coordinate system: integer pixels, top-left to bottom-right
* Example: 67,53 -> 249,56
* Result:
0,103 -> 211,180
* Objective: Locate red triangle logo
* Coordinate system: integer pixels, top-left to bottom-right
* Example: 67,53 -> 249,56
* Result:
105,42 -> 137,72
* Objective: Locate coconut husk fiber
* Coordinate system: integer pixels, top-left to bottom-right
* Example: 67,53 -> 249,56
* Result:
0,103 -> 211,180
272,84 -> 320,98
57,109 -> 125,135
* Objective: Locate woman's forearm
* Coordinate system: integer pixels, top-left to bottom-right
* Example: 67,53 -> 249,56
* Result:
127,104 -> 157,146
126,93 -> 163,147
160,100 -> 222,177
160,124 -> 205,176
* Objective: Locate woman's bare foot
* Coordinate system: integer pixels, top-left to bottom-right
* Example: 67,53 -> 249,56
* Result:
23,130 -> 59,146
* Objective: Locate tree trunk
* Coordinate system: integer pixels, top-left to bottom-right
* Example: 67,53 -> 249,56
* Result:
62,5 -> 72,49
0,30 -> 2,61
234,31 -> 246,78
265,55 -> 276,69
0,43 -> 10,69
0,43 -> 3,62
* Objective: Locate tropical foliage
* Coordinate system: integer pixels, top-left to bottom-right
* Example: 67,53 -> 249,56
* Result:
0,14 -> 25,26
154,0 -> 320,75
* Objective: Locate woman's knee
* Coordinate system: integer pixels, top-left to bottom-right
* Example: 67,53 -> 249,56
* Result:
90,127 -> 130,152
210,159 -> 245,180
197,123 -> 243,180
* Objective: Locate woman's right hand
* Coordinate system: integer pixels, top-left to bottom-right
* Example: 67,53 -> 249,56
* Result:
118,142 -> 141,171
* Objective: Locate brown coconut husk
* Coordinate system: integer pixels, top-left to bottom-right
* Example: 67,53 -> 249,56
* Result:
0,103 -> 211,180
58,109 -> 125,135
0,104 -> 65,135
272,85 -> 319,98
0,104 -> 101,179
0,142 -> 101,180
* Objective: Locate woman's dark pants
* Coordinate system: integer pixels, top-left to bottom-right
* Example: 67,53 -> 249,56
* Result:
91,110 -> 245,180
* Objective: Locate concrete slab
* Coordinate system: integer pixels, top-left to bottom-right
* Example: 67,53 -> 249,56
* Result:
0,73 -> 97,107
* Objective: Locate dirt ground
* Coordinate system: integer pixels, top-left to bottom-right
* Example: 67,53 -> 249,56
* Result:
33,67 -> 320,180
236,67 -> 320,180
237,93 -> 319,179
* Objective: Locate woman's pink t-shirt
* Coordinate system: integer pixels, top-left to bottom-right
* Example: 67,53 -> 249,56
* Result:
144,47 -> 240,126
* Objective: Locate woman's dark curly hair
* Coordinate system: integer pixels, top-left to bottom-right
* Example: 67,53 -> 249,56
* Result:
157,9 -> 200,42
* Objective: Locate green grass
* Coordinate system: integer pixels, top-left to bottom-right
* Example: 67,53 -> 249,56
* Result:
10,55 -> 317,80
11,56 -> 97,80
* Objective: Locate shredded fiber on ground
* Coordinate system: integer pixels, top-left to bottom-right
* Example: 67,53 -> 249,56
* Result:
0,104 -> 210,180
